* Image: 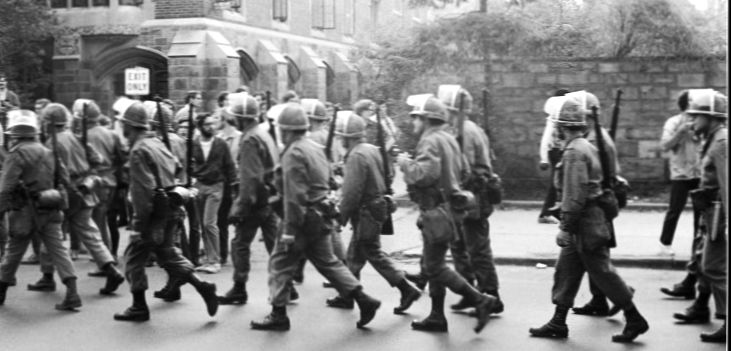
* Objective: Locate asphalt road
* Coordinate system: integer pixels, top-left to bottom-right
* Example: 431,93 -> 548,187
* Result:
0,250 -> 725,351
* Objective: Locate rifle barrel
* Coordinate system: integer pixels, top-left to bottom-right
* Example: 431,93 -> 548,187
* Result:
186,102 -> 194,187
609,89 -> 623,140
324,105 -> 339,162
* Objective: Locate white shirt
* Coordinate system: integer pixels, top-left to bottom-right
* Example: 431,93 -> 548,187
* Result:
200,138 -> 213,161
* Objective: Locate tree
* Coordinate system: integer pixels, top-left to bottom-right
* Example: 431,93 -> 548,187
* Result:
0,0 -> 56,106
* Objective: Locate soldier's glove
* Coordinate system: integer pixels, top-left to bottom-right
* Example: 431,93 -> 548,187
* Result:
556,230 -> 571,248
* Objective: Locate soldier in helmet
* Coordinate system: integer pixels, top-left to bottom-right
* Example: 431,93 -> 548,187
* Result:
433,86 -> 505,315
672,89 -> 727,343
324,112 -> 422,312
396,95 -> 498,333
354,99 -> 400,154
0,110 -> 81,311
216,93 -> 281,305
251,103 -> 381,331
29,103 -> 125,296
529,94 -> 648,343
113,101 -> 218,322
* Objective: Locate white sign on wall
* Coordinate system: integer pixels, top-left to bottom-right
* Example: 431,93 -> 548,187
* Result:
124,67 -> 150,96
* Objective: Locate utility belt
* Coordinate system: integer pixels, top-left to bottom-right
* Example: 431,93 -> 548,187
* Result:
303,197 -> 340,237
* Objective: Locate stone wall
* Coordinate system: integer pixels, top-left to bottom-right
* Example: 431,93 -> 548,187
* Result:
403,57 -> 727,196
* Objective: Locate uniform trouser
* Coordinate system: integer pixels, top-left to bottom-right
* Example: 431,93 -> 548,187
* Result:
268,233 -> 361,307
40,207 -> 115,274
551,237 -> 634,310
347,211 -> 404,285
124,218 -> 196,293
450,216 -> 499,293
217,182 -> 233,264
0,208 -> 76,283
106,186 -> 126,257
231,208 -> 279,283
423,240 -> 474,298
196,182 -> 223,265
660,179 -> 701,246
93,186 -> 113,252
184,200 -> 201,264
0,215 -> 7,258
697,207 -> 727,316
295,225 -> 347,280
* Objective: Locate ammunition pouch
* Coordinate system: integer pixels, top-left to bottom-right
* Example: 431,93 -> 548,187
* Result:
450,190 -> 477,214
364,196 -> 389,223
486,176 -> 503,205
690,188 -> 718,213
593,188 -> 619,220
77,175 -> 101,194
35,189 -> 67,211
303,199 -> 339,238
166,186 -> 193,208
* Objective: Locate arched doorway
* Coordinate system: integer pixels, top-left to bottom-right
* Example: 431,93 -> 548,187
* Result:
238,49 -> 259,88
285,56 -> 300,91
92,46 -> 168,114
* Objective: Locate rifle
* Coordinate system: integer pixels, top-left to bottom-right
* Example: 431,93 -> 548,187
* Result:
608,89 -> 623,140
591,106 -> 618,246
456,92 -> 466,152
266,91 -> 277,144
482,89 -> 490,137
186,102 -> 194,187
50,120 -> 61,189
375,104 -> 395,235
154,96 -> 171,151
324,104 -> 339,162
81,102 -> 89,160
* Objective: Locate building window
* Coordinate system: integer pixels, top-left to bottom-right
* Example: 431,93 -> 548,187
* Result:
92,0 -> 110,6
312,0 -> 335,30
273,0 -> 288,21
72,0 -> 88,7
50,0 -> 68,8
343,0 -> 355,36
238,50 -> 259,84
119,0 -> 143,6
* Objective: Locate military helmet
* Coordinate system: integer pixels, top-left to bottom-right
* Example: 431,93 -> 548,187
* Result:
72,98 -> 101,121
301,98 -> 328,121
335,112 -> 366,138
686,89 -> 727,118
276,103 -> 309,131
42,103 -> 71,126
225,92 -> 259,119
5,110 -> 39,138
552,94 -> 587,127
566,90 -> 600,115
437,85 -> 473,113
119,101 -> 150,129
143,101 -> 173,129
353,99 -> 376,117
408,95 -> 448,122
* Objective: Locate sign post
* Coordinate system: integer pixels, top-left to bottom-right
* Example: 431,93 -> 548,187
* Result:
124,67 -> 150,96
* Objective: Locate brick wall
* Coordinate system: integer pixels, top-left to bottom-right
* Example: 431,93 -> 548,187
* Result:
402,57 -> 727,196
155,0 -> 210,19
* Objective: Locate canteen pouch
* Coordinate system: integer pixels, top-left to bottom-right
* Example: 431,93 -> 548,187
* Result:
303,199 -> 338,238
418,204 -> 457,245
594,188 -> 619,220
577,204 -> 612,252
36,189 -> 66,211
365,197 -> 389,223
485,175 -> 503,205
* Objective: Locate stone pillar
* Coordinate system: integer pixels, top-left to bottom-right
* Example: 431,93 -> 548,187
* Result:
255,40 -> 288,101
298,46 -> 326,100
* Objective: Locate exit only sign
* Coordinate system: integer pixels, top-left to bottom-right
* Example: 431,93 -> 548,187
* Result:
125,67 -> 150,96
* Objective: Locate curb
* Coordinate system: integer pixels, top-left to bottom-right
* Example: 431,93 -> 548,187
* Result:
391,252 -> 689,270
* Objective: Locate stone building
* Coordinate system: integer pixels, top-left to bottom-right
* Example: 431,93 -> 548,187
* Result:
48,0 -> 432,113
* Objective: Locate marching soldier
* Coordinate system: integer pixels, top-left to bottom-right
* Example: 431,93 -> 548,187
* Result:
529,94 -> 648,343
437,86 -> 504,315
396,95 -> 498,333
217,93 -> 281,305
29,103 -> 125,296
251,103 -> 381,331
324,113 -> 421,313
673,89 -> 727,343
0,110 -> 81,311
113,101 -> 218,322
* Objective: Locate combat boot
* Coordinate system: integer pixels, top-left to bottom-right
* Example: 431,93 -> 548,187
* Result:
612,305 -> 649,343
394,280 -> 421,314
218,282 -> 247,305
114,292 -> 150,322
55,278 -> 82,311
660,274 -> 696,300
0,281 -> 9,305
352,288 -> 381,328
251,306 -> 290,331
529,305 -> 570,338
412,294 -> 448,332
27,274 -> 56,292
405,272 -> 427,291
326,295 -> 354,309
154,277 -> 185,302
608,286 -> 635,316
289,286 -> 299,302
673,297 -> 711,324
473,294 -> 498,333
572,296 -> 610,316
99,263 -> 125,295
450,279 -> 475,311
700,322 -> 726,343
189,274 -> 218,316
484,290 -> 504,314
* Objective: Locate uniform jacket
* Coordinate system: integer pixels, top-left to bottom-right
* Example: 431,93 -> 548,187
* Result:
556,136 -> 603,215
191,136 -> 236,186
0,140 -> 69,213
456,119 -> 493,176
129,133 -> 177,233
87,124 -> 126,188
699,126 -> 728,213
232,123 -> 279,218
281,136 -> 330,236
661,113 -> 701,180
585,127 -> 621,177
168,132 -> 187,183
401,124 -> 464,209
308,127 -> 344,163
47,129 -> 102,180
339,141 -> 386,223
